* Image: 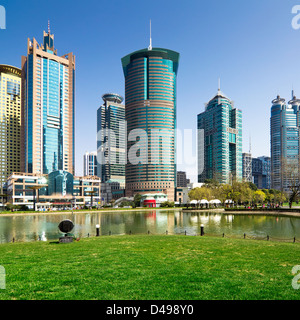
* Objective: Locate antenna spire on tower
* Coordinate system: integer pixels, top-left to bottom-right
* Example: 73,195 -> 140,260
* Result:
148,19 -> 152,51
218,78 -> 221,91
249,134 -> 252,154
48,20 -> 50,34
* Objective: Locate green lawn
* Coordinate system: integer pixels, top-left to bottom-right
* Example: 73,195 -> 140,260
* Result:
0,235 -> 299,300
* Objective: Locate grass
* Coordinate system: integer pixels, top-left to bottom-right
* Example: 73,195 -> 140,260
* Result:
0,235 -> 299,300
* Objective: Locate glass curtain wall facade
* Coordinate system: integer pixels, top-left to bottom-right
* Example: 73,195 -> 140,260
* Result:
83,151 -> 97,177
121,48 -> 179,201
0,65 -> 22,192
271,95 -> 300,191
252,156 -> 271,189
198,89 -> 242,184
97,93 -> 125,186
21,30 -> 75,175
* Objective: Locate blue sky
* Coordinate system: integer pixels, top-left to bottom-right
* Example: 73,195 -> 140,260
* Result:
1,0 -> 300,182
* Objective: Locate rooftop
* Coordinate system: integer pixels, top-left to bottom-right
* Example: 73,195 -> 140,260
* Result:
121,47 -> 180,75
102,93 -> 124,104
0,65 -> 22,77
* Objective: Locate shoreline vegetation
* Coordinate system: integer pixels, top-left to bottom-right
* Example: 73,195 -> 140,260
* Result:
0,207 -> 182,217
183,208 -> 300,218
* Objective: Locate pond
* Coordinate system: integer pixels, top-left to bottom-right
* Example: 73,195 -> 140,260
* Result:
0,210 -> 299,243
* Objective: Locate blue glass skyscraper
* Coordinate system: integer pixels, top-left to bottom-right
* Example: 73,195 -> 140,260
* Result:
97,93 -> 125,186
21,28 -> 75,175
271,94 -> 300,191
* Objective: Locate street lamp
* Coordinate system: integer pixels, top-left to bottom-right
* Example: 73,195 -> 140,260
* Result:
28,186 -> 42,211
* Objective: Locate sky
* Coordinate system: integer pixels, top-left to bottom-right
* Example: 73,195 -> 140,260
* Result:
1,0 -> 300,182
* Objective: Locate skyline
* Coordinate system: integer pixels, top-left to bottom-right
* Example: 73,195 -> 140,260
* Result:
1,0 -> 300,183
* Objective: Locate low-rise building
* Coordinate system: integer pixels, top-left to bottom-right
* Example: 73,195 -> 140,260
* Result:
7,171 -> 112,210
175,187 -> 190,205
140,193 -> 168,208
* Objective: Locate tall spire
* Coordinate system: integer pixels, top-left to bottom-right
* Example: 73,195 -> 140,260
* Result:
43,20 -> 55,53
148,19 -> 152,51
218,78 -> 221,92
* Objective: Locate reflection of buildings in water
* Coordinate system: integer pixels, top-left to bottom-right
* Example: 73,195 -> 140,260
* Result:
145,211 -> 156,228
156,214 -> 168,228
209,214 -> 222,224
41,231 -> 47,241
83,213 -> 93,226
199,213 -> 213,225
146,211 -> 156,219
190,215 -> 199,223
225,215 -> 234,223
124,213 -> 147,234
167,213 -> 175,230
3,211 -> 300,243
187,213 -> 223,229
9,215 -> 52,242
182,212 -> 191,225
174,211 -> 184,227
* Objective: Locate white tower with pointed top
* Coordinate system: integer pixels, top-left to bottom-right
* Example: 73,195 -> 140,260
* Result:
148,20 -> 152,51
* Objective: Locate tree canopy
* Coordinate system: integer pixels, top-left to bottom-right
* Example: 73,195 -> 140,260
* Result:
188,181 -> 286,207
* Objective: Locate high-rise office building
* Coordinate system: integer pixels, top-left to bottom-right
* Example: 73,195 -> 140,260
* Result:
21,27 -> 75,175
259,156 -> 271,189
177,171 -> 190,187
83,151 -> 97,177
252,156 -> 271,189
270,94 -> 300,191
198,88 -> 242,184
0,65 -> 22,192
121,47 -> 179,201
242,152 -> 252,183
97,93 -> 125,188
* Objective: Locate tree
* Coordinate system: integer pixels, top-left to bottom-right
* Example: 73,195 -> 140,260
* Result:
217,184 -> 231,205
188,188 -> 204,207
281,159 -> 300,208
253,190 -> 266,206
160,201 -> 175,208
133,194 -> 142,208
247,182 -> 258,191
188,187 -> 213,208
273,190 -> 286,206
239,183 -> 254,205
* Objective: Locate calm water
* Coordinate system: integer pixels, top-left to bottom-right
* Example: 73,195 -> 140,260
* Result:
0,210 -> 300,243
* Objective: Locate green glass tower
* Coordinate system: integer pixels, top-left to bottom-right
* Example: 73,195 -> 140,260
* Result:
198,88 -> 242,184
121,47 -> 179,201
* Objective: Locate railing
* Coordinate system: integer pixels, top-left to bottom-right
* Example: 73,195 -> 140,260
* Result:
86,230 -> 300,244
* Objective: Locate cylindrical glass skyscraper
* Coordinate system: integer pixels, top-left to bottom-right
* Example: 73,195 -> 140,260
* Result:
121,47 -> 179,201
270,94 -> 300,191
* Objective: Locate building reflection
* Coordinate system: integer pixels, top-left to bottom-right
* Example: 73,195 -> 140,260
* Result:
1,211 -> 300,243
